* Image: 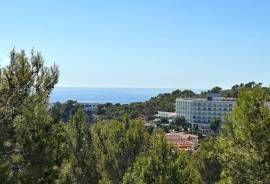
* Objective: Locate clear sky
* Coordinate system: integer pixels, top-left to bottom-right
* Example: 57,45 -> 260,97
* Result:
0,0 -> 269,89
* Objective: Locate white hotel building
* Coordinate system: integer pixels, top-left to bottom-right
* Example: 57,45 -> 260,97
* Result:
176,94 -> 236,132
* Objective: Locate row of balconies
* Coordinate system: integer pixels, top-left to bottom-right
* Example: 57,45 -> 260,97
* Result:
193,120 -> 211,124
177,111 -> 229,116
192,107 -> 232,111
193,115 -> 222,119
193,112 -> 226,115
191,103 -> 233,107
177,109 -> 231,113
177,107 -> 232,112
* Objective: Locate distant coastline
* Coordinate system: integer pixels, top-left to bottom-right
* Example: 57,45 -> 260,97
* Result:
50,87 -> 204,104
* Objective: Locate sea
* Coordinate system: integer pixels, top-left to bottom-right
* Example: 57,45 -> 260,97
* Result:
50,87 -> 203,104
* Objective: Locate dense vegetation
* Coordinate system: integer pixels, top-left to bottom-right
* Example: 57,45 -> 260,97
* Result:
95,90 -> 196,121
51,100 -> 94,123
1,49 -> 270,183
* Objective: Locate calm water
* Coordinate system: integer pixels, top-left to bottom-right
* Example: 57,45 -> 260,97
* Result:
50,87 -> 176,104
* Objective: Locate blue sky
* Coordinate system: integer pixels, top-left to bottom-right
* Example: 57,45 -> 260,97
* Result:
0,0 -> 270,89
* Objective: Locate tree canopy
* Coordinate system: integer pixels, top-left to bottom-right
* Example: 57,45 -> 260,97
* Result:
1,49 -> 270,184
0,49 -> 64,183
91,119 -> 150,183
123,132 -> 197,184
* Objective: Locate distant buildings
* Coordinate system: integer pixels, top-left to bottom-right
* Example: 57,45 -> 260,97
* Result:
176,94 -> 236,132
155,111 -> 176,119
165,132 -> 198,151
80,103 -> 99,112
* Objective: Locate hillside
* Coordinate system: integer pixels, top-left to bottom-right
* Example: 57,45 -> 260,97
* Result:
97,82 -> 269,121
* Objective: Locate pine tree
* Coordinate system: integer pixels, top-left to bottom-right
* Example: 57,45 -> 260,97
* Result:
58,109 -> 99,184
123,132 -> 196,184
0,49 -> 66,183
91,119 -> 150,184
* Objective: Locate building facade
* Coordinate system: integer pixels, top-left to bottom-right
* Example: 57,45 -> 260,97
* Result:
155,111 -> 177,119
80,103 -> 99,112
176,95 -> 236,132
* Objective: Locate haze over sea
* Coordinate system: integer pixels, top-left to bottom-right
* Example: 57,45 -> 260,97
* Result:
50,87 -> 203,104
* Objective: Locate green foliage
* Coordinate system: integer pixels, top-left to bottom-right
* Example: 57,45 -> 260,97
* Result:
98,90 -> 196,121
91,119 -> 150,184
174,116 -> 186,127
170,116 -> 190,132
0,49 -> 64,183
192,138 -> 222,184
58,109 -> 99,184
2,49 -> 270,184
216,87 -> 270,183
210,86 -> 222,94
0,49 -> 58,153
50,100 -> 93,123
192,87 -> 270,184
0,158 -> 14,184
220,81 -> 265,98
160,117 -> 169,124
123,133 -> 196,184
191,87 -> 270,183
13,96 -> 67,183
209,118 -> 221,134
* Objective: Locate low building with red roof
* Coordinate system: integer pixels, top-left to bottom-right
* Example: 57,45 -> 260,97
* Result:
165,132 -> 199,151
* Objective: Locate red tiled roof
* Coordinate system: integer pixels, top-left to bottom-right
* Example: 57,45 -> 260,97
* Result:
165,132 -> 198,151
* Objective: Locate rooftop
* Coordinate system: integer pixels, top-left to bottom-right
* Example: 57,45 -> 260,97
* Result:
165,132 -> 199,151
166,132 -> 198,141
